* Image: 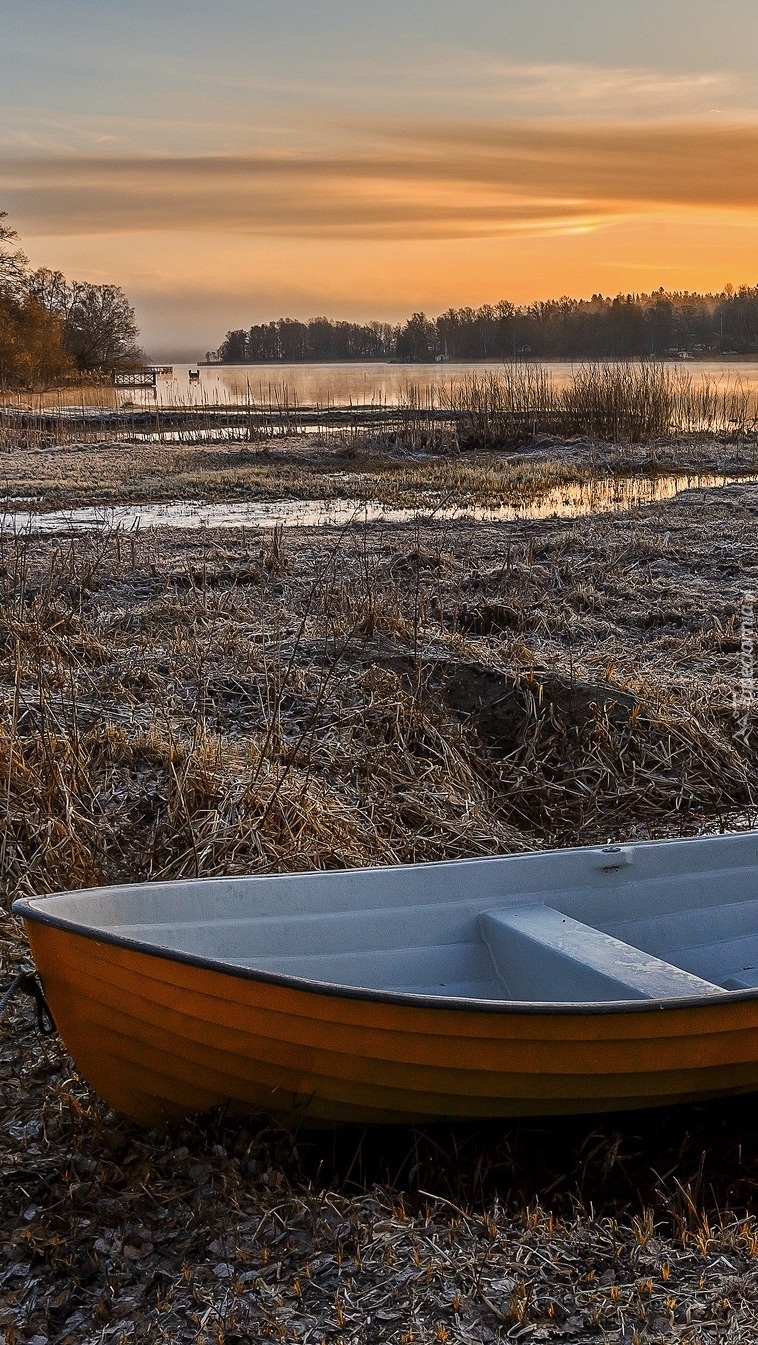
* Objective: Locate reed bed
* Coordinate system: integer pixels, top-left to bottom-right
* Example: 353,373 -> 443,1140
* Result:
1,481 -> 757,1340
2,362 -> 758,457
340,363 -> 758,452
0,493 -> 754,905
435,364 -> 758,447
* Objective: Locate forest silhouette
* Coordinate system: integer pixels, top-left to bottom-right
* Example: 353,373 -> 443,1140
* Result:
215,286 -> 758,363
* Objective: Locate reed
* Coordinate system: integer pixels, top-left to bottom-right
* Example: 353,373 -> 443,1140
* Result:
0,483 -> 754,907
423,363 -> 758,446
559,361 -> 677,440
3,362 -> 757,455
1,480 -> 757,1341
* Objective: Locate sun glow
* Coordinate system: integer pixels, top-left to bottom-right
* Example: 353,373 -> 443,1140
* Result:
5,6 -> 758,356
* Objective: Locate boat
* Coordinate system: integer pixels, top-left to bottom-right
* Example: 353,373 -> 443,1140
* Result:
12,832 -> 758,1127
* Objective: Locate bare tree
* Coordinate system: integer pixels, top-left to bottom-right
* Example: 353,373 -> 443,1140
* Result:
26,266 -> 70,314
0,212 -> 29,298
65,282 -> 142,370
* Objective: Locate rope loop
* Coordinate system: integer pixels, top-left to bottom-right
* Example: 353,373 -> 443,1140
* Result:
0,969 -> 56,1036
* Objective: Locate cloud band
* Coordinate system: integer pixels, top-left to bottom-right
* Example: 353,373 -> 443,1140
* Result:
4,120 -> 758,241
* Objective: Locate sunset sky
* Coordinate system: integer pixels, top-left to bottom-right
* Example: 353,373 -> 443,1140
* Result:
3,0 -> 758,358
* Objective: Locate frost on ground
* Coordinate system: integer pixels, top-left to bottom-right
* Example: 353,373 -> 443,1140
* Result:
1,475 -> 757,1342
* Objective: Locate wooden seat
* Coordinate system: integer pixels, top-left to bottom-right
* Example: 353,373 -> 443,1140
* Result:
480,905 -> 727,1003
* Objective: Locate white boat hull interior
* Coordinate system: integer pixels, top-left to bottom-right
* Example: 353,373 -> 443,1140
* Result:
23,833 -> 758,1006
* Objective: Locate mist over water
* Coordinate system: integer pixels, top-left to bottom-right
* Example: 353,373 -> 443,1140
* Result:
124,360 -> 758,411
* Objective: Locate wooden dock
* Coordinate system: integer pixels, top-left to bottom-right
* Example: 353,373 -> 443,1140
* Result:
112,367 -> 173,388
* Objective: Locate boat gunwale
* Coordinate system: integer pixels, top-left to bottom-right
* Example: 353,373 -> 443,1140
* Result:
15,898 -> 758,1018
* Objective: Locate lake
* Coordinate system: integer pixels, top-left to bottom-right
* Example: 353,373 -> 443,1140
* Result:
116,359 -> 758,411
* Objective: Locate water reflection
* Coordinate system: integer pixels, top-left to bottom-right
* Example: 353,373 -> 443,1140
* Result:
3,472 -> 756,536
127,361 -> 758,414
6,360 -> 758,415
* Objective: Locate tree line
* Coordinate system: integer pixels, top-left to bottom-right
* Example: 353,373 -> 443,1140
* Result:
214,286 -> 758,364
0,213 -> 141,388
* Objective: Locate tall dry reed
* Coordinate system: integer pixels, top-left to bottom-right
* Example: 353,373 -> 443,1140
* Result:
3,362 -> 757,455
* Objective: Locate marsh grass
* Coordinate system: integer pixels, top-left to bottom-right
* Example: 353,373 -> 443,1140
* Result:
2,362 -> 758,458
2,422 -> 757,529
1,487 -> 757,1341
0,489 -> 754,907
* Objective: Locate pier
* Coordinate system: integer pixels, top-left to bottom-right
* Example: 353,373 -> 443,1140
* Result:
112,366 -> 173,388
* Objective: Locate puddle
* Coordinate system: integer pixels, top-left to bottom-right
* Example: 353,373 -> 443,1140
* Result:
2,472 -> 756,535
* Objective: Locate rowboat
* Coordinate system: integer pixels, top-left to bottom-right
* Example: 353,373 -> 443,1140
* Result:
12,832 -> 758,1127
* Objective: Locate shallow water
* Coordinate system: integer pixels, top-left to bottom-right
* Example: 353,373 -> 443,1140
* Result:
3,471 -> 756,535
133,360 -> 758,416
6,358 -> 758,414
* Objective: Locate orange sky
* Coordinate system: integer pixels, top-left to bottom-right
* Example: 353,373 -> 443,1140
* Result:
4,1 -> 758,357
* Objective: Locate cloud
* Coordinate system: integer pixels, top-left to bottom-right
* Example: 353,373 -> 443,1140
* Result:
399,55 -> 737,118
4,120 -> 758,243
0,104 -> 304,156
491,61 -> 729,105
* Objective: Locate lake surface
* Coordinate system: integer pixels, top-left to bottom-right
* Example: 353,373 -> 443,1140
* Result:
120,360 -> 758,411
7,359 -> 758,422
4,471 -> 755,536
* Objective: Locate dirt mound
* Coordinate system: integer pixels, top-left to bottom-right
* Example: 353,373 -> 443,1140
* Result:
444,662 -> 637,751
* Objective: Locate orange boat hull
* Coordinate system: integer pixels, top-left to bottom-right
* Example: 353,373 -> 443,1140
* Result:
23,920 -> 758,1127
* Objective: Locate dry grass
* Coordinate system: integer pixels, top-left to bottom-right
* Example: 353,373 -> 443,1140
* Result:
0,488 -> 755,907
1,478 -> 757,1340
